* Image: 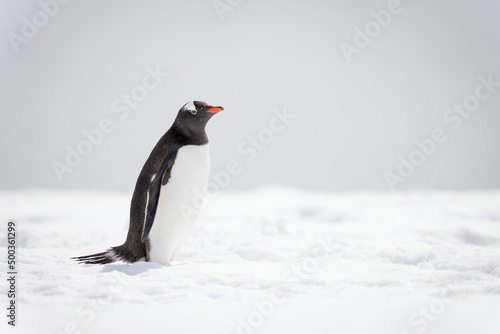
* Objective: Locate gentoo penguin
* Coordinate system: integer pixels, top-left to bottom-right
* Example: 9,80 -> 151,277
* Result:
73,101 -> 223,266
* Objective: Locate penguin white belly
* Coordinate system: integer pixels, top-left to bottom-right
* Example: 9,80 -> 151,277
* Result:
148,144 -> 210,265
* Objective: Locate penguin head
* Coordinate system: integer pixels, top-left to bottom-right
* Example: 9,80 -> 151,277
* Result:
175,101 -> 223,134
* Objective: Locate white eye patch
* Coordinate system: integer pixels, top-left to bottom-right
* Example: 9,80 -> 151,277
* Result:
182,101 -> 197,115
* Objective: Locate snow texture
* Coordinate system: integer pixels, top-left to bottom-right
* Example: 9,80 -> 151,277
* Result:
1,187 -> 500,333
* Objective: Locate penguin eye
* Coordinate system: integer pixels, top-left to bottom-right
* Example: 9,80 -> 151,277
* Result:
182,101 -> 197,115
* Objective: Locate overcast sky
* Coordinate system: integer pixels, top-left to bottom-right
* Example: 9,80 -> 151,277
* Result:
1,0 -> 499,192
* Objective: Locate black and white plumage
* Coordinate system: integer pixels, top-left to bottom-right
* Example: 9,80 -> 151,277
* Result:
73,101 -> 223,266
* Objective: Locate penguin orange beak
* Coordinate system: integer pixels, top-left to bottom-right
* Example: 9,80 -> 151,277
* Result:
207,106 -> 223,113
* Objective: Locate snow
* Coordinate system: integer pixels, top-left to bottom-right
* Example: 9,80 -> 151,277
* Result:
1,187 -> 500,333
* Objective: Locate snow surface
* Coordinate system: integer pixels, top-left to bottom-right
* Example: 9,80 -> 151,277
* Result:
1,187 -> 500,334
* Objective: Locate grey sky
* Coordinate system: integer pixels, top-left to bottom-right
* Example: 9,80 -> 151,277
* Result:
1,0 -> 499,192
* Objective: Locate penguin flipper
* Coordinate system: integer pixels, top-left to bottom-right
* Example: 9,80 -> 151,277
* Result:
141,151 -> 176,241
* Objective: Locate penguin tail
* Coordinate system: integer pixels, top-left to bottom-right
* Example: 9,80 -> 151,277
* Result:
72,245 -> 128,265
